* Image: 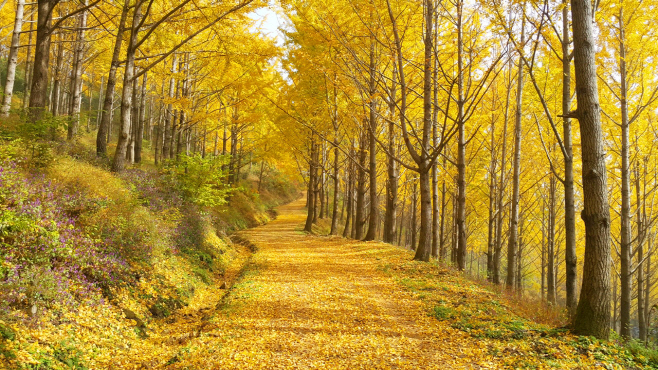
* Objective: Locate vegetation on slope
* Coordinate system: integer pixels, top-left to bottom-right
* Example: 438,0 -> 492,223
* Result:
0,131 -> 298,368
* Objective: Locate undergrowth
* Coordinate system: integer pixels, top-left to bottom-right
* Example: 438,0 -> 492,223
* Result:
0,128 -> 298,369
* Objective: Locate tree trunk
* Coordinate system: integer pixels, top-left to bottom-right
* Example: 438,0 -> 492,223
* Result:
455,0 -> 467,269
304,141 -> 316,233
135,72 -> 147,163
97,1 -> 129,156
618,7 -> 632,339
67,0 -> 88,140
355,132 -> 367,239
1,0 -> 26,116
571,0 -> 612,339
636,162 -> 646,341
383,73 -> 398,244
111,2 -> 142,172
51,40 -> 64,116
330,140 -> 340,235
28,0 -> 57,119
23,11 -> 33,110
548,175 -> 557,304
364,43 -> 378,241
562,0 -> 578,320
506,14 -> 524,289
343,156 -> 353,238
413,0 -> 435,262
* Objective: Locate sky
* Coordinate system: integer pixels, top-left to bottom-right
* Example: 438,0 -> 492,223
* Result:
250,5 -> 288,47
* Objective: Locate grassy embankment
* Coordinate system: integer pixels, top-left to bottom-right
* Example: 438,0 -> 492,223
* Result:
0,121 -> 299,369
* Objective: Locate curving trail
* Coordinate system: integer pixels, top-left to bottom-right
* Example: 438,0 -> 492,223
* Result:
174,197 -> 497,369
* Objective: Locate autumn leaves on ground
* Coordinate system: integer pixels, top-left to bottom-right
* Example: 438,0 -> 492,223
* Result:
141,198 -> 651,369
145,197 -> 644,369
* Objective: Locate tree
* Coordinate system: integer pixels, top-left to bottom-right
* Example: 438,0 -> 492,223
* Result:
570,0 -> 612,340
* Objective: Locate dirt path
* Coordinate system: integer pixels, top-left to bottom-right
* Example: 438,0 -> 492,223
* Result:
173,198 -> 497,369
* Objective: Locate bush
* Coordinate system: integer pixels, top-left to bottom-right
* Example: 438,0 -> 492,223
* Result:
161,154 -> 233,207
0,159 -> 129,319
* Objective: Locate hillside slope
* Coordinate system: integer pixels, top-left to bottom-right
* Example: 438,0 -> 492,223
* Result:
0,141 -> 299,369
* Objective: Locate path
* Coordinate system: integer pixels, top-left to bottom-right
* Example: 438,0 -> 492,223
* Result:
173,197 -> 497,369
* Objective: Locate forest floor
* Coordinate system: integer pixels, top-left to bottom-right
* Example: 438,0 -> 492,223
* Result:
165,197 -> 499,369
158,197 -> 653,370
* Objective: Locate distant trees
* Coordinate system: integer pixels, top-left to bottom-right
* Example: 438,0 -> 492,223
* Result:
279,0 -> 658,342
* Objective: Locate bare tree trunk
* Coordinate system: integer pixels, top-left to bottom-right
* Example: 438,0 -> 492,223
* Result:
413,0 -> 435,261
506,12 -> 525,289
28,0 -> 56,119
343,155 -> 353,238
618,6 -> 632,339
135,72 -> 147,163
383,71 -> 398,244
97,1 -> 128,156
1,0 -> 26,116
111,2 -> 142,172
548,175 -> 557,304
454,0 -> 468,268
431,22 -> 440,259
23,11 -> 33,110
562,0 -> 578,320
304,140 -> 316,233
571,0 -> 612,339
51,40 -> 64,116
330,139 -> 340,235
355,132 -> 367,239
163,55 -> 178,160
364,43 -> 378,241
67,0 -> 88,140
636,162 -> 646,341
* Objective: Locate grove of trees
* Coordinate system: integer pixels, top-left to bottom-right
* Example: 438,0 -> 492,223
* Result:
2,0 -> 658,342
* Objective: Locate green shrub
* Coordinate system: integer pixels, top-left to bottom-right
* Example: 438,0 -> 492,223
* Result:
162,154 -> 233,207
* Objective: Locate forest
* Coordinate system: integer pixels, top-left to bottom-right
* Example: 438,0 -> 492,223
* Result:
1,0 -> 658,368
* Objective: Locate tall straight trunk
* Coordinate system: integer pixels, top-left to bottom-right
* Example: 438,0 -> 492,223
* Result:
439,176 -> 447,261
355,132 -> 367,239
383,70 -> 398,244
330,139 -> 340,235
51,40 -> 64,116
67,0 -> 88,140
494,54 -> 513,285
636,163 -> 646,341
364,43 -> 378,241
304,141 -> 316,233
506,14 -> 525,289
487,100 -> 497,280
412,0 -> 435,261
618,7 -> 632,339
541,200 -> 546,301
644,242 -> 651,342
411,182 -> 418,250
343,157 -> 353,238
163,56 -> 178,160
97,2 -> 129,156
319,144 -> 326,219
128,71 -> 140,163
111,2 -> 142,172
431,46 -> 440,259
562,0 -> 578,320
548,175 -> 557,304
455,0 -> 467,269
135,72 -> 147,163
1,0 -> 26,116
23,12 -> 33,110
96,76 -> 104,129
571,0 -> 612,340
28,0 -> 57,119
613,272 -> 618,332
